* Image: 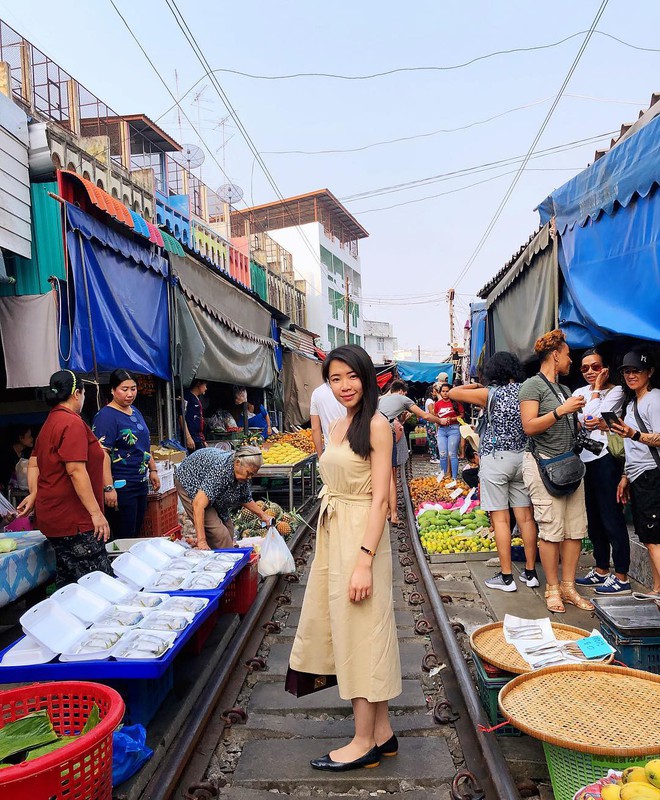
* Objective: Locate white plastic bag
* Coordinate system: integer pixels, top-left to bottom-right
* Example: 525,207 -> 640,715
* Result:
14,458 -> 29,490
258,526 -> 295,577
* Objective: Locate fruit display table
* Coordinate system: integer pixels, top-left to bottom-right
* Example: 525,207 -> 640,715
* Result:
256,454 -> 318,511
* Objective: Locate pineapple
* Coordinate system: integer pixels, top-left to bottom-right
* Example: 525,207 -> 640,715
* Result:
255,500 -> 268,511
276,520 -> 292,537
268,502 -> 283,519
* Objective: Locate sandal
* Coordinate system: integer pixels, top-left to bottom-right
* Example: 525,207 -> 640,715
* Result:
560,581 -> 594,611
544,584 -> 565,614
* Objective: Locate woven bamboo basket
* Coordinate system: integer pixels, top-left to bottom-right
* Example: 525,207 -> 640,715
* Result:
470,621 -> 612,675
498,664 -> 660,800
498,663 -> 660,754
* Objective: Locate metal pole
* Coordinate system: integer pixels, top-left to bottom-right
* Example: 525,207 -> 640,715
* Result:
418,345 -> 421,362
345,274 -> 350,343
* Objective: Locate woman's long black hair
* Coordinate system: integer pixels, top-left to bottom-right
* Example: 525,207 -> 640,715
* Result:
322,344 -> 378,459
482,351 -> 525,386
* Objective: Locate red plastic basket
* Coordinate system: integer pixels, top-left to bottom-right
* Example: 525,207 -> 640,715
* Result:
140,488 -> 179,537
220,552 -> 259,615
0,681 -> 124,800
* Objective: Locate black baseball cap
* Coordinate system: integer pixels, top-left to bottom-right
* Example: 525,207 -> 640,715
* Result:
619,351 -> 655,371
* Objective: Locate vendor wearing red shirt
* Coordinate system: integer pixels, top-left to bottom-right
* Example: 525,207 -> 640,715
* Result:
17,371 -> 115,587
434,383 -> 464,479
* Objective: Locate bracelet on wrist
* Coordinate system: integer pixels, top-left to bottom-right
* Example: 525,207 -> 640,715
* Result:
360,545 -> 376,558
553,409 -> 561,422
632,430 -> 642,442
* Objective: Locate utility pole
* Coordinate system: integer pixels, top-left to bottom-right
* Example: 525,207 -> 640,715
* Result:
447,288 -> 456,350
417,345 -> 421,362
345,275 -> 350,344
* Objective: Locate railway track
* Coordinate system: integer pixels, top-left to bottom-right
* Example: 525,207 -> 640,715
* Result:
132,469 -> 525,800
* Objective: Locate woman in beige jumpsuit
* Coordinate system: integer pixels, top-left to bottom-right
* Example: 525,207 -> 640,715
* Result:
289,344 -> 401,772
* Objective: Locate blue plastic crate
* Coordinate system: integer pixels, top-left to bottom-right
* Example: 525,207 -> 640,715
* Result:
599,620 -> 660,675
106,664 -> 174,726
472,652 -> 521,737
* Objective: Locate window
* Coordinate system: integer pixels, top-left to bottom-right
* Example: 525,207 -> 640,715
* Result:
336,328 -> 346,346
377,337 -> 385,352
332,254 -> 344,280
327,325 -> 336,350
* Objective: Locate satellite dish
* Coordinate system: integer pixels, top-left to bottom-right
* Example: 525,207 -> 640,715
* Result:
217,183 -> 244,207
171,144 -> 205,171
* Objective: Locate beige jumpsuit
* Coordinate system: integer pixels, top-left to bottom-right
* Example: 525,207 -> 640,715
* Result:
289,438 -> 402,702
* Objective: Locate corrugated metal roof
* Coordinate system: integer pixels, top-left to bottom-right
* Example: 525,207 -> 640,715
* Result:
280,327 -> 318,358
161,230 -> 185,256
59,169 -> 134,229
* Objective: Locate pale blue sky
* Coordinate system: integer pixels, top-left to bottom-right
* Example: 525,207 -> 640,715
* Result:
2,0 -> 659,356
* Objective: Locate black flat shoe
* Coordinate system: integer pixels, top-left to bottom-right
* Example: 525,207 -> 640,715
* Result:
310,745 -> 381,771
376,734 -> 398,757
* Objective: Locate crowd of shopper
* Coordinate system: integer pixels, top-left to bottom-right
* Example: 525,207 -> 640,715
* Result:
442,330 -> 660,608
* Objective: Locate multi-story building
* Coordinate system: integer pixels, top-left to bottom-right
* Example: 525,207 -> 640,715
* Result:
231,190 -> 368,351
363,320 -> 398,363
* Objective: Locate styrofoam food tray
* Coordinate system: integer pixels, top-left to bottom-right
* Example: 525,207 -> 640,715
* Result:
78,570 -> 138,603
113,629 -> 177,660
112,552 -> 158,589
146,571 -> 189,591
136,611 -> 193,638
20,599 -> 88,653
180,572 -> 224,591
92,606 -> 146,628
132,538 -> 186,558
159,596 -> 208,616
129,540 -> 178,571
124,592 -> 167,610
50,583 -> 113,624
59,626 -> 127,662
165,557 -> 198,572
1,635 -> 57,666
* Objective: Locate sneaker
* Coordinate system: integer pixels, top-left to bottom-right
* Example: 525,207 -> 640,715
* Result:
575,568 -> 609,587
485,572 -> 517,592
429,459 -> 440,464
595,575 -> 632,595
519,569 -> 540,589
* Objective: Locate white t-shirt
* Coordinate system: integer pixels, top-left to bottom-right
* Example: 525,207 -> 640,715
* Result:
310,382 -> 346,445
573,384 -> 625,463
623,388 -> 660,482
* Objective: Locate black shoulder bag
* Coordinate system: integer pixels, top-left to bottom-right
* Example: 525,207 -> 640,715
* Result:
529,374 -> 586,497
633,399 -> 660,470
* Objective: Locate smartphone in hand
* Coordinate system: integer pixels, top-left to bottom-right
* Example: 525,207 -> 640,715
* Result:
601,411 -> 623,429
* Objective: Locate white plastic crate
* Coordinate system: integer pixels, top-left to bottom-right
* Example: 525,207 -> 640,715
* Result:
150,466 -> 175,495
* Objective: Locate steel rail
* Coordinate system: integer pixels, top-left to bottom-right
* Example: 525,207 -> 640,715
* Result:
401,474 -> 521,800
141,502 -> 319,800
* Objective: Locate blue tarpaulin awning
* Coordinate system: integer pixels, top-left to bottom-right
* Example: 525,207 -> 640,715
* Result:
469,302 -> 487,377
396,361 -> 454,384
538,114 -> 660,233
64,203 -> 171,379
557,190 -> 660,345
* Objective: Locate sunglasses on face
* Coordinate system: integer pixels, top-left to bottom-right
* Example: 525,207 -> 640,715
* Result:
580,363 -> 602,373
623,367 -> 643,376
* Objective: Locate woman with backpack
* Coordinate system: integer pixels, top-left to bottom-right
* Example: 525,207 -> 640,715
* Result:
450,352 -> 538,592
612,350 -> 660,598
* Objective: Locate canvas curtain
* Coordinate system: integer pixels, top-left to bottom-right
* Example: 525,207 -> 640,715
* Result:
282,350 -> 323,428
487,226 -> 557,364
0,292 -> 60,387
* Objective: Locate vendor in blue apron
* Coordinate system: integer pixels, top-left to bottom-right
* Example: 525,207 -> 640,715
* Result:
93,369 -> 160,539
182,379 -> 208,452
237,391 -> 272,440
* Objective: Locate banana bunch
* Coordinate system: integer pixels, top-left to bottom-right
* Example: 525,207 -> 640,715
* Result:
598,762 -> 660,799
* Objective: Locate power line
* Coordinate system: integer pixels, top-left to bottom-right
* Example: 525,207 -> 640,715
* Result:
160,0 -> 337,286
454,0 -> 611,289
341,130 -> 617,203
262,95 -> 641,156
355,167 -> 587,215
154,29 -> 660,121
107,0 -> 320,293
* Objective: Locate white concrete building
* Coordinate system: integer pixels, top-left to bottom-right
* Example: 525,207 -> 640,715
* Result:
231,190 -> 368,351
364,320 -> 398,363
